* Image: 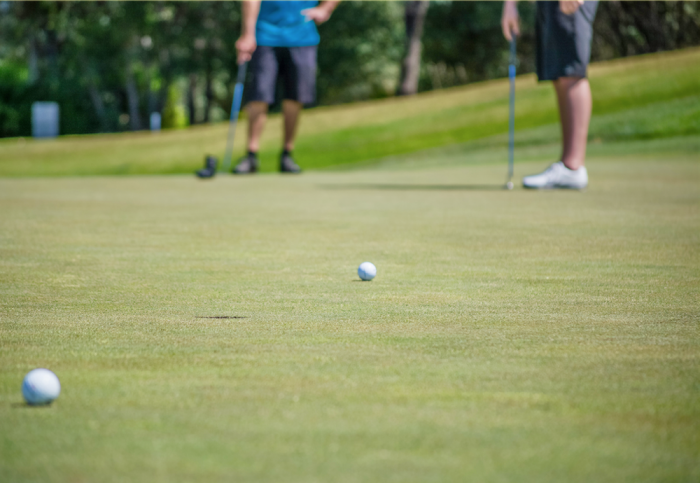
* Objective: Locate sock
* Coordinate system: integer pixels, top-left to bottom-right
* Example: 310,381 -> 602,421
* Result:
247,150 -> 258,159
282,149 -> 292,157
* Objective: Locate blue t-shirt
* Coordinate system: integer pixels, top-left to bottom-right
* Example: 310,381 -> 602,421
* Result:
256,1 -> 320,47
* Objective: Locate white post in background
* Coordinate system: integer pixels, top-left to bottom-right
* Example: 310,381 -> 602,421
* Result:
150,112 -> 161,131
31,102 -> 59,138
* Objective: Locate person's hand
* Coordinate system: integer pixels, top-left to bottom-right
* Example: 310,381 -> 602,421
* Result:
501,1 -> 520,42
301,5 -> 333,25
560,0 -> 584,15
235,33 -> 256,63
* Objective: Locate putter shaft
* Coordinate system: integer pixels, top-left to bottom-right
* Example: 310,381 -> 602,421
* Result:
221,62 -> 248,173
507,36 -> 516,185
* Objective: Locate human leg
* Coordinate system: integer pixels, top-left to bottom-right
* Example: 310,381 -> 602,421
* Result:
276,46 -> 317,173
522,1 -> 596,189
234,46 -> 277,174
522,77 -> 590,189
282,100 -> 302,152
246,101 -> 268,153
279,99 -> 302,173
553,76 -> 592,170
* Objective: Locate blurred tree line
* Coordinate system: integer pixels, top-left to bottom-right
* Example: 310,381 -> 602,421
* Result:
1,1 -> 698,138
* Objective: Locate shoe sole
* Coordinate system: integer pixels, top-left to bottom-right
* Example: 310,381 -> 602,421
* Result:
523,184 -> 587,191
233,166 -> 258,175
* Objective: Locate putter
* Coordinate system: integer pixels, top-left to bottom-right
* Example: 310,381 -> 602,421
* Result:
221,61 -> 248,172
505,34 -> 517,190
195,61 -> 248,178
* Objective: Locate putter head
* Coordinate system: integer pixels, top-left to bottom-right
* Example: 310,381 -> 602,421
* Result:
195,155 -> 218,179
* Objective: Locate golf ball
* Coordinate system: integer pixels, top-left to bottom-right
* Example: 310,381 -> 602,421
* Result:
358,262 -> 376,281
22,368 -> 61,405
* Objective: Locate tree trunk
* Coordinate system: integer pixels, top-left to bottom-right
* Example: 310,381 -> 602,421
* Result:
398,1 -> 429,96
88,84 -> 109,132
187,73 -> 198,125
125,65 -> 142,131
204,67 -> 213,124
28,37 -> 38,83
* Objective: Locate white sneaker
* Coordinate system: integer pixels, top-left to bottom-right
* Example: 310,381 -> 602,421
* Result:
522,161 -> 588,190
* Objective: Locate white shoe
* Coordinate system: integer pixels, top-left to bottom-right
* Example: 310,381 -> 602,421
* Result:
522,161 -> 588,190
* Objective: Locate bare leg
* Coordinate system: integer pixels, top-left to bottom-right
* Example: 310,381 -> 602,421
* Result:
282,100 -> 303,151
553,77 -> 592,170
246,101 -> 268,152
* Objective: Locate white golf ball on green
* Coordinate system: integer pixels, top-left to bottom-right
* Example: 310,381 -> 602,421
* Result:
358,262 -> 376,281
22,368 -> 61,405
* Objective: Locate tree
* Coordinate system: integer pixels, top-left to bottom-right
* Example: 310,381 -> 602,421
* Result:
1,1 -> 699,138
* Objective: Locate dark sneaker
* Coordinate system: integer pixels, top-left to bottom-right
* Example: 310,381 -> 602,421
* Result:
195,155 -> 218,178
280,152 -> 301,173
233,153 -> 259,174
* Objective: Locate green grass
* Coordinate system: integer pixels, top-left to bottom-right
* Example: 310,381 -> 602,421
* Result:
0,47 -> 698,176
1,46 -> 699,481
1,131 -> 699,481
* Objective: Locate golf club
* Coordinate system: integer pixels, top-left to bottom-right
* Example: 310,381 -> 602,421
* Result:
195,61 -> 248,178
222,61 -> 248,172
505,34 -> 517,190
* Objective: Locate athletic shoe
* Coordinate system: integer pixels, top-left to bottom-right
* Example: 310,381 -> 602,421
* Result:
280,152 -> 301,173
195,155 -> 218,178
233,153 -> 259,174
522,161 -> 588,190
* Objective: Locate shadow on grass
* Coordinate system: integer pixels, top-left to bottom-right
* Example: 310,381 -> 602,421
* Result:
320,183 -> 506,191
11,402 -> 53,408
195,316 -> 247,319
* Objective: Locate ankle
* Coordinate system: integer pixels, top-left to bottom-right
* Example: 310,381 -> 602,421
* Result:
562,160 -> 584,171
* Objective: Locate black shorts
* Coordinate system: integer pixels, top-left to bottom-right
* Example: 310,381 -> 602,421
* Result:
246,45 -> 317,106
536,1 -> 598,81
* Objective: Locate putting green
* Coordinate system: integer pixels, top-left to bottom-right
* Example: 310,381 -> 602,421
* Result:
1,135 -> 698,482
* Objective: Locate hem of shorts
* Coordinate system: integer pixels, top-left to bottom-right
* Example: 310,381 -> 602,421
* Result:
537,70 -> 589,81
256,41 -> 320,48
245,97 -> 316,107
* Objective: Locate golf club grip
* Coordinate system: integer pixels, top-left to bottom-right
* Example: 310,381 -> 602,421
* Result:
231,62 -> 248,122
236,61 -> 248,85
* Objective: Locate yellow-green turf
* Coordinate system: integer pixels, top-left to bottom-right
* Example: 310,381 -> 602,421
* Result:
0,48 -> 698,176
1,132 -> 698,481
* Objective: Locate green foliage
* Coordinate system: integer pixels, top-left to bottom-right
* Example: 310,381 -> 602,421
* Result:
593,1 -> 700,59
422,1 -> 537,90
1,1 -> 699,138
0,61 -> 30,136
317,1 -> 404,104
161,84 -> 188,129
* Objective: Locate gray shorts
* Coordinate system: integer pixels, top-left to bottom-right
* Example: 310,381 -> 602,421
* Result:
246,45 -> 317,106
536,1 -> 598,81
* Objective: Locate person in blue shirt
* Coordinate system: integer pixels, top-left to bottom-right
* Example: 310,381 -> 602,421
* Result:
234,1 -> 339,174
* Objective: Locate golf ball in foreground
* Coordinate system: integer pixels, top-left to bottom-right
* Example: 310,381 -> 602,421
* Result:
358,262 -> 377,281
22,368 -> 61,405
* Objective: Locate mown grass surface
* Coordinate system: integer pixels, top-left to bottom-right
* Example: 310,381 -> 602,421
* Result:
1,131 -> 698,481
0,48 -> 698,176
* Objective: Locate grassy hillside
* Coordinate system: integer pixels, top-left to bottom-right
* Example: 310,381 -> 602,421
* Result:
0,47 -> 698,176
